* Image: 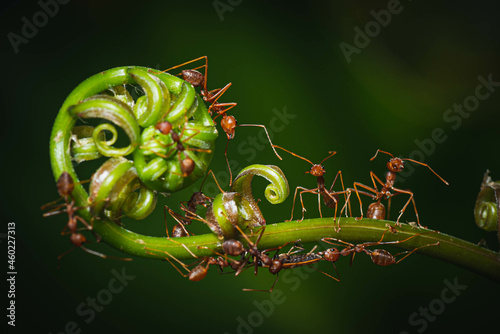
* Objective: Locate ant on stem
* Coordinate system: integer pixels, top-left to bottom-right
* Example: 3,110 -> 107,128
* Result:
272,145 -> 350,231
146,238 -> 247,282
42,172 -> 132,267
352,149 -> 449,227
322,228 -> 440,267
241,238 -> 341,292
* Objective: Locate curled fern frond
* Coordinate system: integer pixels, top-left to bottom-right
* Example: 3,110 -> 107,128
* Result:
49,66 -> 217,222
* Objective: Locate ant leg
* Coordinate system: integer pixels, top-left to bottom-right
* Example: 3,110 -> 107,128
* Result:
289,186 -> 310,221
207,82 -> 233,108
207,169 -> 225,194
212,102 -> 237,121
243,273 -> 280,293
308,265 -> 340,282
81,246 -> 133,262
161,56 -> 207,76
369,171 -> 386,190
145,247 -> 194,278
75,215 -> 93,231
392,188 -> 417,226
299,188 -> 320,221
57,247 -> 75,268
321,237 -> 354,248
224,139 -> 233,187
394,241 -> 440,264
353,182 -> 377,220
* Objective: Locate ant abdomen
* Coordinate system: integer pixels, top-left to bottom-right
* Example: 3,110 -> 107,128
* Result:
222,239 -> 245,256
370,249 -> 396,266
182,69 -> 204,87
367,202 -> 385,220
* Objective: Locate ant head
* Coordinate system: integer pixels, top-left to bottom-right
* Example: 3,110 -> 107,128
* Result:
308,164 -> 326,177
324,248 -> 340,263
307,151 -> 336,177
387,157 -> 404,173
155,121 -> 172,135
221,115 -> 237,139
269,259 -> 283,274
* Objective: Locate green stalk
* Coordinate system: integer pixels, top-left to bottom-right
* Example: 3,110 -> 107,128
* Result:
91,217 -> 500,283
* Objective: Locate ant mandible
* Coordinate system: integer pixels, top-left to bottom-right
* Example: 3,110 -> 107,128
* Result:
352,149 -> 449,227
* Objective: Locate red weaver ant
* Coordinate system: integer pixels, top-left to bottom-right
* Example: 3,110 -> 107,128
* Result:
352,149 -> 449,227
272,145 -> 350,231
42,172 -> 132,267
161,56 -> 236,114
322,229 -> 440,267
162,56 -> 282,185
146,239 -> 246,282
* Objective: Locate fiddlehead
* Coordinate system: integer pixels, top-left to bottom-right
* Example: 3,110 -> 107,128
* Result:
49,66 -> 217,224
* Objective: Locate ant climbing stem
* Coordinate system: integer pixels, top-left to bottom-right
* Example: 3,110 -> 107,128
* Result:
272,145 -> 350,231
146,241 -> 244,282
352,149 -> 449,227
161,56 -> 282,186
161,56 -> 235,112
322,228 -> 440,267
41,172 -> 132,267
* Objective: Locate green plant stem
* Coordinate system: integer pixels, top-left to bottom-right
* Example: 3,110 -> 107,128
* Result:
92,217 -> 500,283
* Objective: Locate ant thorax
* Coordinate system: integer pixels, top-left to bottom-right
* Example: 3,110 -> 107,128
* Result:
384,170 -> 396,188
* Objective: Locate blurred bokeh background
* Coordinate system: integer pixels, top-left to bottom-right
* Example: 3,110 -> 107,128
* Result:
1,0 -> 499,333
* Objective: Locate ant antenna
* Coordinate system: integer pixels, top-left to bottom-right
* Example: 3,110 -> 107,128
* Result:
320,151 -> 337,165
272,145 -> 314,166
370,149 -> 394,161
402,158 -> 449,185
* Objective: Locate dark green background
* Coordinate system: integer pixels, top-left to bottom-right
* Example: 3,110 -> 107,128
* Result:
1,0 -> 499,333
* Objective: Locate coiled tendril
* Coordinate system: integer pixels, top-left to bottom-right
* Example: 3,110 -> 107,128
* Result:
204,165 -> 290,239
